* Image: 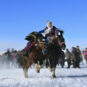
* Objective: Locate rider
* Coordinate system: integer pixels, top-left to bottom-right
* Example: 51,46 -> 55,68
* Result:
38,21 -> 63,44
38,21 -> 63,55
23,21 -> 63,56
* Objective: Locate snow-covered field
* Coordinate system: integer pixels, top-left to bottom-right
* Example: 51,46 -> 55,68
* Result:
0,64 -> 87,87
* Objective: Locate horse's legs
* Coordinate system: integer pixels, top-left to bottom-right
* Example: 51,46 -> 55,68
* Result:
35,64 -> 41,73
48,64 -> 56,77
23,68 -> 28,78
23,62 -> 33,78
47,58 -> 52,72
51,68 -> 56,78
51,57 -> 57,78
48,57 -> 56,78
48,67 -> 52,72
35,59 -> 44,73
23,58 -> 33,78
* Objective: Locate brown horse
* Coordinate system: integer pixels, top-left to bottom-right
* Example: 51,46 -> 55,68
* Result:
21,32 -> 46,78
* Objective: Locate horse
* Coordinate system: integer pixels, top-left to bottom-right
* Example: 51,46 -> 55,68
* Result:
21,32 -> 46,78
45,31 -> 66,77
72,47 -> 81,68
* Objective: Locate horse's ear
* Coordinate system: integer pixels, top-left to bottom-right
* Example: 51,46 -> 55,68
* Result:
60,30 -> 64,36
60,30 -> 64,34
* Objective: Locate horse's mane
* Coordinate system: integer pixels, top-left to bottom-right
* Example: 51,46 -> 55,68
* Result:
30,31 -> 38,35
25,31 -> 44,41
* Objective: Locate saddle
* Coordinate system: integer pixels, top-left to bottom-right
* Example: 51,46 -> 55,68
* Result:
22,42 -> 36,57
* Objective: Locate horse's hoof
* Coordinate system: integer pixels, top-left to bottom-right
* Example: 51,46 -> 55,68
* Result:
37,70 -> 40,73
53,75 -> 56,78
52,74 -> 56,78
25,76 -> 28,78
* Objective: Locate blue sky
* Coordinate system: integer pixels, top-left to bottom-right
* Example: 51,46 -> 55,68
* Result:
0,0 -> 87,52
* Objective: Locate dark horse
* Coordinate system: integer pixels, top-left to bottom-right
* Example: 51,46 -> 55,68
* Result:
46,32 -> 66,77
21,32 -> 46,78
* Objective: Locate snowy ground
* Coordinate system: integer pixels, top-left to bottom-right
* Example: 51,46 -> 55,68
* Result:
0,64 -> 87,87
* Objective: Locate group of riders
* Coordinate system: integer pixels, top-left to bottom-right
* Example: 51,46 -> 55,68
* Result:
65,46 -> 82,68
2,21 -> 87,77
4,21 -> 86,68
21,21 -> 87,69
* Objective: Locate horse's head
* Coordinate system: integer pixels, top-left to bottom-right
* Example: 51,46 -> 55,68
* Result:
26,32 -> 45,41
25,32 -> 46,48
57,31 -> 66,50
25,32 -> 37,42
